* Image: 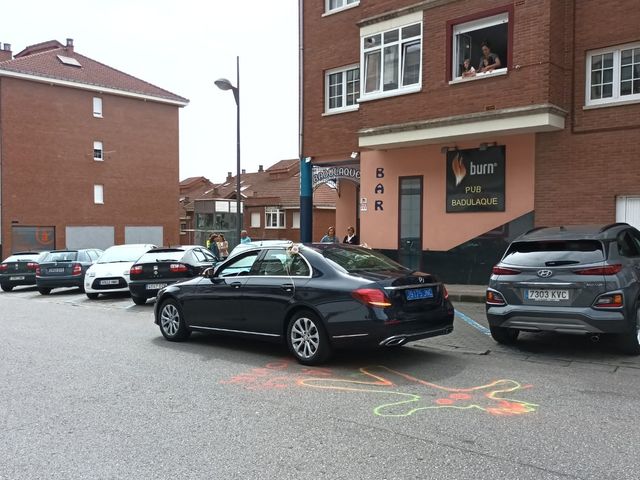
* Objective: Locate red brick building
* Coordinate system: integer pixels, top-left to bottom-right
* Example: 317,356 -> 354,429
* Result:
302,0 -> 640,283
179,176 -> 214,245
0,39 -> 188,256
193,160 -> 336,246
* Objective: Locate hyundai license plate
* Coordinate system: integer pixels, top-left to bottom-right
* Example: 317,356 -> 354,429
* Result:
405,287 -> 434,301
526,289 -> 569,301
9,276 -> 25,281
146,283 -> 167,290
100,279 -> 119,285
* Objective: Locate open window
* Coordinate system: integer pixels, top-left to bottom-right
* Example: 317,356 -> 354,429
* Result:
451,12 -> 509,81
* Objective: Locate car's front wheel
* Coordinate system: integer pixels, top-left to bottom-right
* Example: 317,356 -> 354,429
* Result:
158,299 -> 190,341
490,325 -> 519,345
38,288 -> 51,296
287,311 -> 332,365
1,284 -> 13,292
86,293 -> 99,300
131,295 -> 147,305
617,306 -> 640,355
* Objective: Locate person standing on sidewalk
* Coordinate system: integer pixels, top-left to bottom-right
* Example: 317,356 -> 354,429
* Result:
342,226 -> 359,245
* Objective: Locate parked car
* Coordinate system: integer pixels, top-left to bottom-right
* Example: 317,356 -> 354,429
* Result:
486,223 -> 640,354
128,246 -> 218,305
84,244 -> 156,299
0,251 -> 49,291
153,243 -> 454,365
35,249 -> 103,295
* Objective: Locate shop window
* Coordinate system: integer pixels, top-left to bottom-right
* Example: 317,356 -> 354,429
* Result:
265,207 -> 285,229
451,12 -> 509,81
325,65 -> 360,113
586,43 -> 640,106
361,17 -> 422,100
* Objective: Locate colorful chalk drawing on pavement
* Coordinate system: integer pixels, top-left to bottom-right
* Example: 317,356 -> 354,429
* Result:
220,361 -> 538,417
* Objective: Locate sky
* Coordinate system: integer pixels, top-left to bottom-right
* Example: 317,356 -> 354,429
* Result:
0,0 -> 300,183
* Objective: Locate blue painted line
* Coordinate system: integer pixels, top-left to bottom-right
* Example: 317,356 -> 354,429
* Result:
455,310 -> 491,336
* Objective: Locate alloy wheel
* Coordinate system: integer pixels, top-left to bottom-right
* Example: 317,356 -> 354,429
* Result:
161,304 -> 181,337
291,317 -> 320,359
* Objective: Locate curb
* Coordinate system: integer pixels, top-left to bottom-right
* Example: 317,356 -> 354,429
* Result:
448,293 -> 485,304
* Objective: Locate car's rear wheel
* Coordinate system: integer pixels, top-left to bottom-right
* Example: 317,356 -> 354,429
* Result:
490,325 -> 519,345
158,299 -> 190,341
131,295 -> 147,305
287,310 -> 332,365
38,288 -> 51,295
1,284 -> 13,292
86,293 -> 99,300
617,306 -> 640,355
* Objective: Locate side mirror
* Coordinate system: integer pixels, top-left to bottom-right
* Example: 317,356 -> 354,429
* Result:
202,267 -> 215,278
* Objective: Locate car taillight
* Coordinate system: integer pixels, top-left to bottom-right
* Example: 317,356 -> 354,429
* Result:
574,264 -> 622,275
492,266 -> 521,275
593,292 -> 624,308
352,288 -> 392,307
130,265 -> 143,275
71,263 -> 82,276
0,263 -> 7,272
27,262 -> 38,270
486,290 -> 507,306
442,285 -> 449,300
170,263 -> 189,273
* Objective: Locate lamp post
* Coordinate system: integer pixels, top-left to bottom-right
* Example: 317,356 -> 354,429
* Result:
215,56 -> 241,247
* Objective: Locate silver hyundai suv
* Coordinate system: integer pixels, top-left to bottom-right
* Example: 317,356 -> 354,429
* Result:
486,223 -> 640,354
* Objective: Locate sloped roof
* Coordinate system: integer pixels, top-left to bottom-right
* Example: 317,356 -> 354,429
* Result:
0,40 -> 188,105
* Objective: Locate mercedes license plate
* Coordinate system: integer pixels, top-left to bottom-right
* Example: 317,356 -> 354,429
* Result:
405,287 -> 434,301
526,289 -> 569,301
146,283 -> 167,290
100,279 -> 119,285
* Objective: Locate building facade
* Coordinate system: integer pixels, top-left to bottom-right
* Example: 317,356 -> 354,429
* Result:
0,39 -> 188,257
302,0 -> 640,283
179,176 -> 214,245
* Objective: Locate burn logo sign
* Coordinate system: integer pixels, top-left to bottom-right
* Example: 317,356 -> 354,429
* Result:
446,146 -> 505,213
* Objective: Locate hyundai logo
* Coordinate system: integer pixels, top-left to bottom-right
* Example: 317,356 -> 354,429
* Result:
537,269 -> 553,278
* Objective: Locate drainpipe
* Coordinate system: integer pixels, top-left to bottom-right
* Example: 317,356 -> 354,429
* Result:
299,0 -> 313,243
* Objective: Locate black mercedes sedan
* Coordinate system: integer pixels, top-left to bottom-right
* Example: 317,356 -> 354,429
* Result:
36,249 -> 103,295
0,251 -> 49,291
154,243 -> 454,365
129,246 -> 218,305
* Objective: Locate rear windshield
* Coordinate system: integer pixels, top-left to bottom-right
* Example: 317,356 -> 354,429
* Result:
502,240 -> 605,267
136,250 -> 184,263
3,254 -> 40,262
44,251 -> 78,262
320,246 -> 408,273
98,246 -> 151,263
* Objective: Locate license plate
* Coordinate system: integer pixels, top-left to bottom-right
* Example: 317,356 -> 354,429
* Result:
405,287 -> 434,301
9,276 -> 25,281
48,268 -> 65,273
146,283 -> 167,290
100,279 -> 119,285
526,289 -> 569,301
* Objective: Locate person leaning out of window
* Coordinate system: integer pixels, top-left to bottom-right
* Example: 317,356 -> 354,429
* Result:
320,226 -> 338,243
477,42 -> 501,73
343,226 -> 359,245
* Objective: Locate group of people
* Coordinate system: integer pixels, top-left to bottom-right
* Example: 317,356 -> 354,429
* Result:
461,42 -> 502,78
206,233 -> 229,260
320,226 -> 359,245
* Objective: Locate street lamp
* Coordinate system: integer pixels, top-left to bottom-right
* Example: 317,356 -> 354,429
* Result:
215,56 -> 241,247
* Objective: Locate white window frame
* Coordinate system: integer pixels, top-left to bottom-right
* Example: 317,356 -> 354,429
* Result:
93,97 -> 103,117
324,64 -> 360,114
359,13 -> 423,102
265,207 -> 285,229
93,141 -> 103,161
94,185 -> 104,204
585,42 -> 640,108
250,212 -> 261,228
324,0 -> 359,16
292,211 -> 301,229
450,12 -> 509,83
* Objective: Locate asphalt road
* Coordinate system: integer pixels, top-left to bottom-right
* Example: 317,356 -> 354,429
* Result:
1,287 -> 639,479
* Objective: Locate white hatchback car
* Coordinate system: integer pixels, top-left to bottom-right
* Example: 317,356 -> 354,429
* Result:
85,244 -> 156,299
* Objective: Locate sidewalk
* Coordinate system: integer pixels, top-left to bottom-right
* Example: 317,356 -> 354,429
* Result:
445,284 -> 486,304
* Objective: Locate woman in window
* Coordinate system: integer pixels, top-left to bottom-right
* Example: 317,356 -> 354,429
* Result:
478,42 -> 501,73
320,226 -> 338,243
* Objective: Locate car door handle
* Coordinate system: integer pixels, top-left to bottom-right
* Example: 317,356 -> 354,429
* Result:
231,281 -> 242,289
281,283 -> 294,292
